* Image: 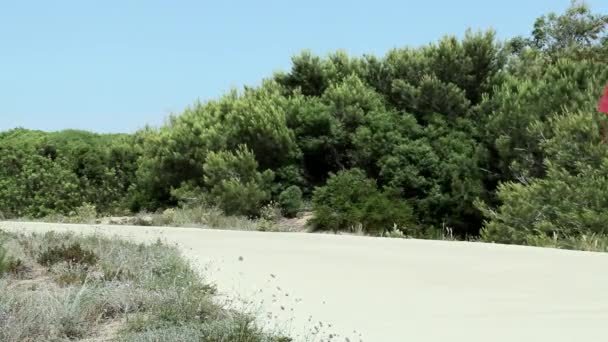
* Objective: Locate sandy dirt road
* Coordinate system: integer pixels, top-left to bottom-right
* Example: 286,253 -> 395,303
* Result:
2,221 -> 608,342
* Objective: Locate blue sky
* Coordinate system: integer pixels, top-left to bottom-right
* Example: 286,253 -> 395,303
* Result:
2,0 -> 607,133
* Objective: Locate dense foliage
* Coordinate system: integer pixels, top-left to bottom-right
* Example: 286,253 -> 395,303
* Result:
0,129 -> 138,218
1,2 -> 607,246
278,185 -> 303,218
311,169 -> 415,235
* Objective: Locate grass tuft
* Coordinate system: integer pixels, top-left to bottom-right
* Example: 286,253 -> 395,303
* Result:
0,230 -> 290,342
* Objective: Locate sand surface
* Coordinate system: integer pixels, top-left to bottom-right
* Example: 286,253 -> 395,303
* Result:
2,221 -> 608,342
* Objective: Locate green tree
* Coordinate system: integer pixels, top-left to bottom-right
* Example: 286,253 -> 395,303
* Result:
285,75 -> 387,186
275,51 -> 330,96
481,58 -> 608,183
133,81 -> 300,210
378,116 -> 485,236
479,113 -> 608,244
530,1 -> 608,60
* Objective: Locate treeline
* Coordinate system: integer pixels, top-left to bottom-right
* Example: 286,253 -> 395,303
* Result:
0,129 -> 138,217
1,3 -> 607,245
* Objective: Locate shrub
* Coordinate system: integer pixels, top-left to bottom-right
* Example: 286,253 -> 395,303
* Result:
311,169 -> 415,234
210,179 -> 269,217
359,190 -> 415,235
69,203 -> 97,223
202,146 -> 274,216
156,208 -> 177,225
37,243 -> 98,267
257,202 -> 281,232
0,233 -> 24,277
0,239 -> 9,276
278,186 -> 302,218
311,169 -> 375,231
479,165 -> 608,245
260,201 -> 280,222
0,129 -> 138,218
54,263 -> 89,286
170,183 -> 205,208
479,113 -> 608,246
7,258 -> 26,276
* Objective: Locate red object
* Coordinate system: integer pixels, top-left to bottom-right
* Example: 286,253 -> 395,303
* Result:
600,85 -> 608,114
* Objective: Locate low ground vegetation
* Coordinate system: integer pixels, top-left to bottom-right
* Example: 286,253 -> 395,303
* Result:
32,203 -> 306,233
0,230 -> 291,342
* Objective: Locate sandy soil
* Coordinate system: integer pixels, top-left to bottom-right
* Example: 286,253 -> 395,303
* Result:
2,221 -> 608,342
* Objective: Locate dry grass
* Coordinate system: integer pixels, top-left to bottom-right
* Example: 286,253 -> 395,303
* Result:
98,206 -> 310,233
35,204 -> 309,233
0,230 -> 291,342
146,206 -> 261,230
524,233 -> 608,253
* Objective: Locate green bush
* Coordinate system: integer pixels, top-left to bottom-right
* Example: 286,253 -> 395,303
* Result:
479,165 -> 608,245
0,129 -> 139,218
259,201 -> 280,222
278,186 -> 302,218
311,169 -> 414,234
311,169 -> 375,232
359,190 -> 415,235
38,243 -> 99,267
68,203 -> 97,223
255,201 -> 281,232
202,146 -> 274,216
479,113 -> 608,245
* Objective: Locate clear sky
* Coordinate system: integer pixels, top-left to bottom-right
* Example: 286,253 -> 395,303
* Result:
2,0 -> 607,133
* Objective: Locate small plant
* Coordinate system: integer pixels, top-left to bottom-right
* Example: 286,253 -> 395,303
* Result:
160,208 -> 177,225
54,264 -> 89,286
0,234 -> 26,277
260,201 -> 280,222
7,258 -> 27,276
278,186 -> 302,218
257,202 -> 281,232
0,239 -> 9,276
69,203 -> 97,223
38,243 -> 98,267
383,224 -> 407,238
257,218 -> 280,232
